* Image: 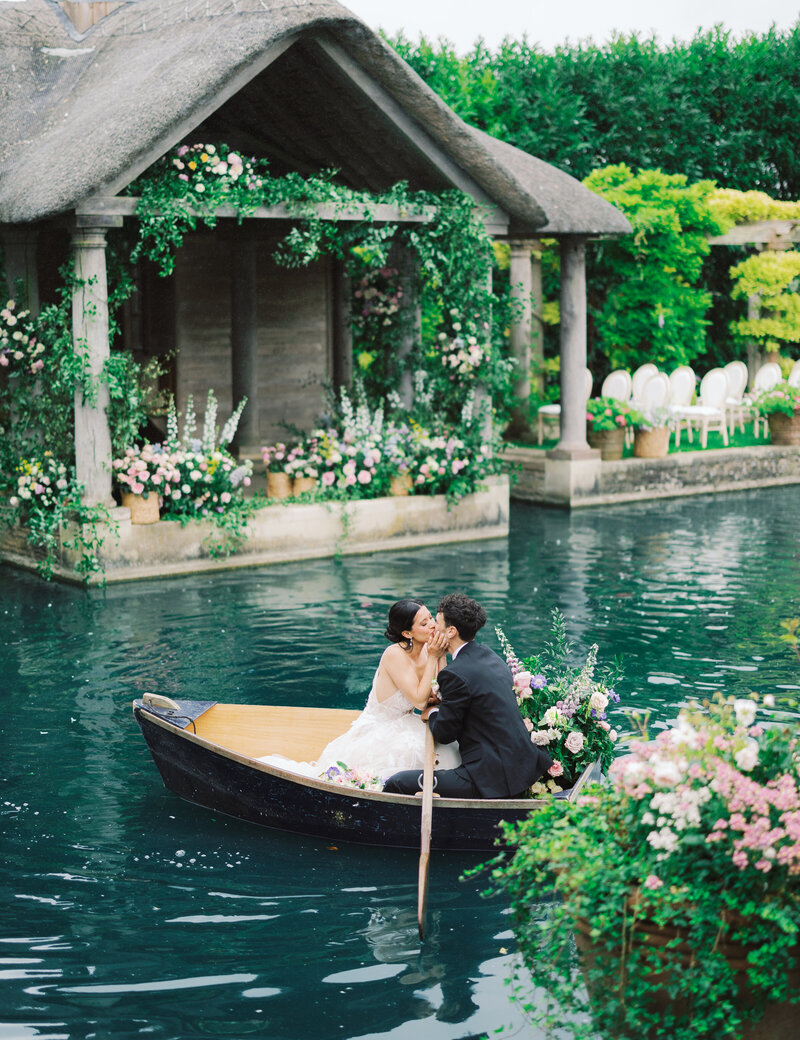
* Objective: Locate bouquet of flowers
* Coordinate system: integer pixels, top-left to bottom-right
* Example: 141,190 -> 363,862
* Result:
586,395 -> 641,431
632,403 -> 672,430
496,610 -> 622,791
322,763 -> 383,791
752,380 -> 800,416
261,443 -> 291,474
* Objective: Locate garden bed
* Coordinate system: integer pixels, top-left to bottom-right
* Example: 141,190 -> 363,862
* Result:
0,477 -> 509,585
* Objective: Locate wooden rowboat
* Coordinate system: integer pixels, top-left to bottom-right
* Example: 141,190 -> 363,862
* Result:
132,694 -> 600,851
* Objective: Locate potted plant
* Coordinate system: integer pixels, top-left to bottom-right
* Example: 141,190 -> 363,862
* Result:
586,397 -> 639,460
752,381 -> 800,446
285,440 -> 321,496
261,442 -> 293,499
487,693 -> 800,1040
632,405 -> 672,458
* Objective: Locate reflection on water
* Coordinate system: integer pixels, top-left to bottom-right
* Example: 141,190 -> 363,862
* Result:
1,487 -> 799,1039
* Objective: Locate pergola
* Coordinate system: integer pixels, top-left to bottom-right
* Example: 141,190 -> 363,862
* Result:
0,0 -> 631,507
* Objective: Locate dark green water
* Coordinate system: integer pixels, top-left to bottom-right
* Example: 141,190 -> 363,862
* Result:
2,488 -> 799,1040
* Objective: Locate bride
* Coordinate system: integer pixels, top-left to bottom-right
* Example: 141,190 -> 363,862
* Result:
259,599 -> 461,781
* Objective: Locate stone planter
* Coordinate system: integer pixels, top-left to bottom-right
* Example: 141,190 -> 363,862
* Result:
574,906 -> 800,1040
587,425 -> 626,461
292,476 -> 316,496
266,472 -> 292,499
389,473 -> 413,496
767,409 -> 800,446
121,491 -> 160,525
633,426 -> 670,459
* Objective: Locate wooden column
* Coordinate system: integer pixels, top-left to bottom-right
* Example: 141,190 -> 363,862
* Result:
393,243 -> 421,409
555,236 -> 589,452
72,225 -> 114,505
332,259 -> 353,391
530,242 -> 544,397
230,236 -> 260,451
2,227 -> 40,314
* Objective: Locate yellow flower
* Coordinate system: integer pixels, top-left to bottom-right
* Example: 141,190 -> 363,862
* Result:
188,161 -> 197,170
200,153 -> 209,163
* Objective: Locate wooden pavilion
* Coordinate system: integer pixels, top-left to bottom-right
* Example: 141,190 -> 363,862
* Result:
0,0 -> 630,507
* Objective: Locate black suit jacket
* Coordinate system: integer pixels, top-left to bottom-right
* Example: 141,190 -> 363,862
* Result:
429,641 -> 553,797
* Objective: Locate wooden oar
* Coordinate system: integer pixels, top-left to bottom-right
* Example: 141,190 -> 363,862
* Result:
417,720 -> 436,940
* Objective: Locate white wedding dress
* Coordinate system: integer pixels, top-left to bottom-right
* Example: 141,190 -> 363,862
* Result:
258,674 -> 461,782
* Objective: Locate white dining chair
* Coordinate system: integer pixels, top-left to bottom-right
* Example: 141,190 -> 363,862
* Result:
673,368 -> 729,448
723,360 -> 748,435
537,368 -> 593,444
668,367 -> 697,446
600,369 -> 632,401
631,363 -> 658,404
640,371 -> 670,409
749,362 -> 783,437
788,359 -> 800,388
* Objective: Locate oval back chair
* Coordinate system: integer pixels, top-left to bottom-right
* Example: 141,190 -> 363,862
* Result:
631,363 -> 658,402
641,371 -> 670,409
601,369 -> 632,401
723,360 -> 748,434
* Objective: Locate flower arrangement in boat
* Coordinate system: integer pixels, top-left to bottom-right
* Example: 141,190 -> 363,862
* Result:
323,763 -> 383,791
496,611 -> 622,791
586,395 -> 641,431
487,690 -> 800,1040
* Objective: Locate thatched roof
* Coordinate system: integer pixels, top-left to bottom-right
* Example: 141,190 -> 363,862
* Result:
0,0 -> 630,237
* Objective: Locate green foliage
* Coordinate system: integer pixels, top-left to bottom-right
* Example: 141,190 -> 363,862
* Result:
751,380 -> 800,416
486,693 -> 800,1039
729,251 -> 800,348
584,165 -> 724,370
585,395 -> 641,431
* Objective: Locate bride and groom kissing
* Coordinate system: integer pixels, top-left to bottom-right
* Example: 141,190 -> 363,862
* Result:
318,593 -> 553,799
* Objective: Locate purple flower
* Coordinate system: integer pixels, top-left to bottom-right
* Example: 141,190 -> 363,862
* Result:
532,674 -> 547,689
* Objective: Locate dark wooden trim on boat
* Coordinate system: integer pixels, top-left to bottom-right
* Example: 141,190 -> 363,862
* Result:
133,698 -> 600,851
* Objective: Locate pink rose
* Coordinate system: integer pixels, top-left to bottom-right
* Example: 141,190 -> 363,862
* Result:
644,874 -> 663,891
548,761 -> 564,778
513,670 -> 533,692
564,731 -> 584,754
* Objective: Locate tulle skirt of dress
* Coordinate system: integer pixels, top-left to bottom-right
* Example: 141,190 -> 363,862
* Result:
258,688 -> 460,782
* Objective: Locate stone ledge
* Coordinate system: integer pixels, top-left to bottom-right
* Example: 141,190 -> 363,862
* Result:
0,476 -> 509,585
502,444 -> 800,507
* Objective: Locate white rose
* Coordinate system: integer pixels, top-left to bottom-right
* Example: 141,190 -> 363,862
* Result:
589,691 -> 609,713
564,730 -> 585,754
542,706 -> 564,727
733,699 -> 757,728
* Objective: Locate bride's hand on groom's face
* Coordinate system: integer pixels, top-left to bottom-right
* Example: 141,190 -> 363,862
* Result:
427,629 -> 449,659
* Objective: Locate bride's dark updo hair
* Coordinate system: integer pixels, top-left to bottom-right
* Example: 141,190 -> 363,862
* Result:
385,598 -> 424,649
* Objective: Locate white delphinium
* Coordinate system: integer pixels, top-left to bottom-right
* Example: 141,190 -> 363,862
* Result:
182,394 -> 197,444
201,390 -> 218,453
220,397 -> 247,447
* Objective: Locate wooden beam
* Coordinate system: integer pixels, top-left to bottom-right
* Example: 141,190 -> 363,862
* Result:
312,36 -> 509,233
76,197 -> 436,223
709,220 -> 800,246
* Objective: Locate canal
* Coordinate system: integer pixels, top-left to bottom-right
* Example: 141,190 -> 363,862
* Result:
2,486 -> 798,1039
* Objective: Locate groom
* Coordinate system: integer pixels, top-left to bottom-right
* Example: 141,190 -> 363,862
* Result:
383,593 -> 553,798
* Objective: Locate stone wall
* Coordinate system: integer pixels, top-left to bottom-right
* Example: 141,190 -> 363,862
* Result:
503,445 -> 800,507
0,477 -> 509,585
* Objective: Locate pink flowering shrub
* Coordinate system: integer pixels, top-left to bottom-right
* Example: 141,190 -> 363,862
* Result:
752,380 -> 800,417
490,690 -> 800,1040
586,395 -> 642,431
496,610 -> 623,789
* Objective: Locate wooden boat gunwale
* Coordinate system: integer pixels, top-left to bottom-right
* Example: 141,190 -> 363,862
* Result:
132,698 -> 572,810
132,697 -> 602,849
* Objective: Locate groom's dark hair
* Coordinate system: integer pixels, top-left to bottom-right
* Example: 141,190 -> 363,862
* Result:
438,593 -> 486,642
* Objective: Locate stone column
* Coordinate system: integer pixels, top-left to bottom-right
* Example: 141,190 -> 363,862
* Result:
544,236 -> 599,504
555,236 -> 589,452
746,294 -> 762,389
72,226 -> 114,506
332,259 -> 353,391
2,227 -> 40,314
506,240 -> 535,438
230,236 -> 260,452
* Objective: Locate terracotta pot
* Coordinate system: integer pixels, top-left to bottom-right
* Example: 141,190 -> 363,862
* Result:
121,491 -> 160,525
389,473 -> 413,496
587,425 -> 626,460
767,409 -> 800,446
574,906 -> 800,1040
266,472 -> 292,500
292,475 -> 316,496
633,426 -> 670,458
